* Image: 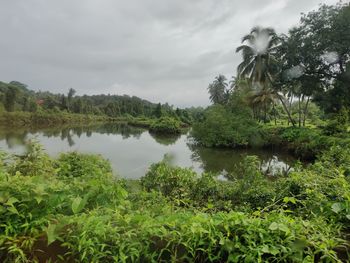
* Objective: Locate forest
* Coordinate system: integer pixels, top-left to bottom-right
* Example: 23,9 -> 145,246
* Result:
0,1 -> 350,262
0,80 -> 201,129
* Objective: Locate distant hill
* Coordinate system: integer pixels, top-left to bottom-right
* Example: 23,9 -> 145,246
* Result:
0,80 -> 200,124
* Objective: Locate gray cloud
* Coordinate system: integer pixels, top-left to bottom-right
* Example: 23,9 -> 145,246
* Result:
0,0 -> 339,107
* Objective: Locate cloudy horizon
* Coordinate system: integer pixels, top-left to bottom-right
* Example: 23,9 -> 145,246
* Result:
0,0 -> 340,107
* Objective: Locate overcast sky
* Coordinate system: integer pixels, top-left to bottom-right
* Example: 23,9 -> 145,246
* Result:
0,0 -> 340,107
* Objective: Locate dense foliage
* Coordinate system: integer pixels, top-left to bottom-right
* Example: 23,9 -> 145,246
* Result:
0,81 -> 201,125
0,143 -> 349,262
149,117 -> 182,134
192,2 -> 350,156
192,105 -> 265,148
263,126 -> 350,160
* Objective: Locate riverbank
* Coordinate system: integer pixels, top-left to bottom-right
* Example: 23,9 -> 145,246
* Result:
0,142 -> 349,262
0,111 -> 119,128
0,111 -> 189,132
263,126 -> 350,161
191,123 -> 350,161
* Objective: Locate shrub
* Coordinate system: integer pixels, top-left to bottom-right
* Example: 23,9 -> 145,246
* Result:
191,105 -> 265,148
149,117 -> 181,134
141,162 -> 196,200
264,126 -> 350,160
323,108 -> 349,135
56,152 -> 112,178
7,140 -> 55,177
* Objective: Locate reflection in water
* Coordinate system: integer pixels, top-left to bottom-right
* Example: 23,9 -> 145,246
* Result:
188,144 -> 295,178
0,123 -> 145,148
148,132 -> 181,146
0,123 -> 297,179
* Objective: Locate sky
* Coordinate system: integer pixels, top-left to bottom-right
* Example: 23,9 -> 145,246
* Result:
0,0 -> 341,107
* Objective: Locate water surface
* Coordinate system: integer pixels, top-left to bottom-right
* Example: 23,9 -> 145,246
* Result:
0,123 -> 296,179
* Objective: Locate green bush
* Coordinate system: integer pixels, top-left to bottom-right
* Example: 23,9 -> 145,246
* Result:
141,161 -> 197,201
61,208 -> 341,262
192,105 -> 265,148
264,126 -> 350,160
323,108 -> 349,135
56,152 -> 112,178
141,156 -> 278,211
149,117 -> 181,134
7,141 -> 55,177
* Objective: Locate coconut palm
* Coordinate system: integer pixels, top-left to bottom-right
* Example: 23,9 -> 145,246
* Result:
247,86 -> 279,123
236,27 -> 296,126
236,27 -> 279,83
207,75 -> 228,105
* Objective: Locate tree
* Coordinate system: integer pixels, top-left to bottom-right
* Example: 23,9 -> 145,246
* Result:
153,103 -> 162,118
247,86 -> 278,123
236,27 -> 279,84
67,88 -> 76,112
4,87 -> 19,112
208,75 -> 228,105
281,3 -> 350,114
236,27 -> 296,126
60,95 -> 68,111
9,81 -> 28,91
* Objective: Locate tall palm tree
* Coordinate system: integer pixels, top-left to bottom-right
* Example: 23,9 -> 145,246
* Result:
236,27 -> 296,126
207,75 -> 228,105
236,27 -> 279,83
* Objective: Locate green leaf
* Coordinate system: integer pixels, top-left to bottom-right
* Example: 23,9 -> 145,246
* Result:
331,203 -> 343,214
346,215 -> 350,220
5,197 -> 19,206
35,196 -> 43,204
7,206 -> 19,215
46,224 -> 57,245
283,197 -> 296,204
261,245 -> 279,255
71,196 -> 85,214
269,222 -> 278,231
278,224 -> 290,234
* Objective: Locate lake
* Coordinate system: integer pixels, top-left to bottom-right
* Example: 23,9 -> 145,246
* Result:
0,123 -> 296,179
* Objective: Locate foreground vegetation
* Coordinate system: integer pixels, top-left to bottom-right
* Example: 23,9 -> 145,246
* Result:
0,142 -> 349,262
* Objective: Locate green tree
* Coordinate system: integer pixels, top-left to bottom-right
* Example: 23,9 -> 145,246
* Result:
4,87 -> 19,112
207,75 -> 228,105
281,3 -> 350,114
236,27 -> 279,83
67,88 -> 76,112
236,27 -> 295,125
153,103 -> 162,118
248,86 -> 278,123
60,95 -> 68,111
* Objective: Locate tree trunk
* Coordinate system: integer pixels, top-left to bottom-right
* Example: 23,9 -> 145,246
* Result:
273,103 -> 277,125
303,97 -> 310,126
278,94 -> 296,127
298,95 -> 302,127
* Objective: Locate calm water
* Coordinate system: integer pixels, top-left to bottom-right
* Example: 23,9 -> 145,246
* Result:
0,123 -> 296,179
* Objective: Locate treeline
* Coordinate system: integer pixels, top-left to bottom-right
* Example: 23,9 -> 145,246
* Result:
0,81 -> 203,125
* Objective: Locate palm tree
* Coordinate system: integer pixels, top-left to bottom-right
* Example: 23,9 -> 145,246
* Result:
247,86 -> 279,123
236,27 -> 279,83
207,75 -> 228,105
236,27 -> 296,126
